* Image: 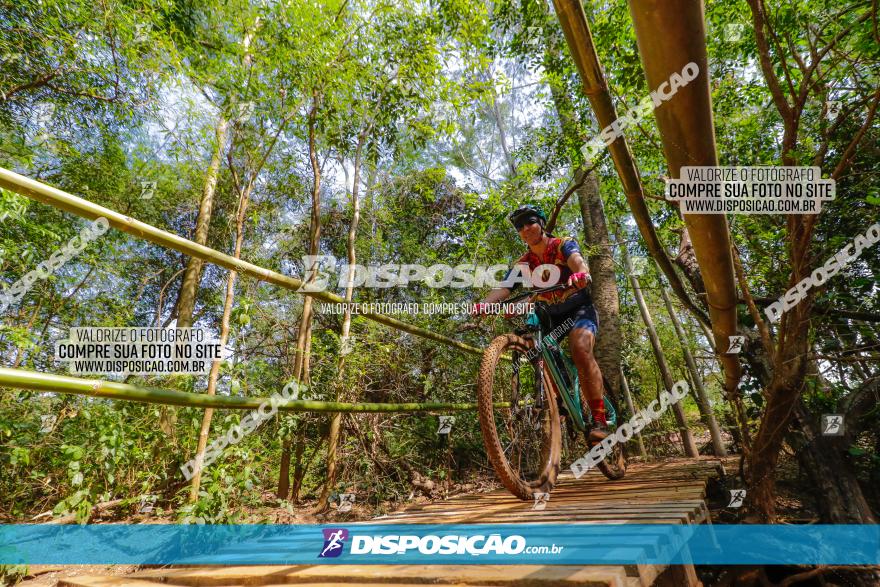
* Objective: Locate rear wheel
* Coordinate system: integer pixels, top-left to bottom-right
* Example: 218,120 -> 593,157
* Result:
477,333 -> 562,500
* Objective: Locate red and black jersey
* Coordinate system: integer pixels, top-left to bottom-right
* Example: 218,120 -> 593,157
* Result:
504,236 -> 584,304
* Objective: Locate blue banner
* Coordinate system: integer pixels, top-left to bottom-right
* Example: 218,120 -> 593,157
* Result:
1,524 -> 878,565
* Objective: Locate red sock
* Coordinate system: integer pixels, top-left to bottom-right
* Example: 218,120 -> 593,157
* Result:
588,398 -> 606,425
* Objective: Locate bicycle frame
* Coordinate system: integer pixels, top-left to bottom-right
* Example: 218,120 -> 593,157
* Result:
525,311 -> 590,432
519,309 -> 617,433
506,284 -> 617,433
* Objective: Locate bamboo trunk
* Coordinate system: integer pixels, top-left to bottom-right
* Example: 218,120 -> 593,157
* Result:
659,286 -> 727,456
619,237 -> 698,457
285,98 -> 323,497
619,367 -> 648,458
175,116 -> 229,328
0,368 -> 488,412
188,181 -> 253,501
317,139 -> 366,512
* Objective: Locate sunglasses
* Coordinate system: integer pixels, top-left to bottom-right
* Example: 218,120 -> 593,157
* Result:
513,217 -> 540,231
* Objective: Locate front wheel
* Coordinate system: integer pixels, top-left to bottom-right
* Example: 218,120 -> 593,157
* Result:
477,333 -> 562,500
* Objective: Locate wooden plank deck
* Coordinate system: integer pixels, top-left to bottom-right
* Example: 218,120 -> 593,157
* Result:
58,458 -> 725,587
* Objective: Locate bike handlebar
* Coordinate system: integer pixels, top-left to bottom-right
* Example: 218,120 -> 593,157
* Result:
504,283 -> 569,305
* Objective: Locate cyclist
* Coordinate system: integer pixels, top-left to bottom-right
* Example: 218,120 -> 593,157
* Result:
472,204 -> 609,442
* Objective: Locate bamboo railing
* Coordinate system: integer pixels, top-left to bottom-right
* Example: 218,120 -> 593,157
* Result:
0,368 -> 491,413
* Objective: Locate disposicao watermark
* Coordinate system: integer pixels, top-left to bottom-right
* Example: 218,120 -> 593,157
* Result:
180,380 -> 306,480
297,255 -> 562,292
581,62 -> 700,162
0,217 -> 109,312
765,221 -> 880,323
570,380 -> 690,477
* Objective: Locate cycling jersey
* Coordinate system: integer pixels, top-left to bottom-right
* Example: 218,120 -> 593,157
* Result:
503,236 -> 598,336
503,236 -> 583,304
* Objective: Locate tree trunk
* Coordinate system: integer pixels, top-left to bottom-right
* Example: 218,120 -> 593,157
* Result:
487,80 -> 516,178
659,286 -> 726,456
292,98 -> 322,383
277,440 -> 291,500
619,235 -> 698,457
746,299 -> 812,522
792,400 -> 877,524
619,367 -> 648,458
188,180 -> 253,501
283,96 -> 322,497
317,137 -> 366,511
175,115 -> 229,328
674,227 -> 705,297
317,412 -> 342,511
543,29 -> 623,400
577,171 -> 622,398
291,437 -> 313,503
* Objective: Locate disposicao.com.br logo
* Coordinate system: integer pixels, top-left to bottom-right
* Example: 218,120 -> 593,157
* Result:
318,529 -> 563,557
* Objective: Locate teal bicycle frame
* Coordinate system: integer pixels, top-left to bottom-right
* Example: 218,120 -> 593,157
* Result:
523,309 -> 617,432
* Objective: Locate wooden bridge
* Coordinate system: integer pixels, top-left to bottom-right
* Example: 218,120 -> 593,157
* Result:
60,458 -> 726,587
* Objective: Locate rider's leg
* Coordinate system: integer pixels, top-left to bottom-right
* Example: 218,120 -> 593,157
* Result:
569,327 -> 605,425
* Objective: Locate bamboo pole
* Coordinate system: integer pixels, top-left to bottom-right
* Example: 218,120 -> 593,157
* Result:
619,237 -> 699,457
0,368 -> 493,413
0,167 -> 483,357
626,0 -> 742,399
619,367 -> 648,458
550,0 -> 710,329
659,285 -> 727,456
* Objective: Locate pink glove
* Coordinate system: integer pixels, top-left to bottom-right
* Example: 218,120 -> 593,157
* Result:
568,272 -> 591,289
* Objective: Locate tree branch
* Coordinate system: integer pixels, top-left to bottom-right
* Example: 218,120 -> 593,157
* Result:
544,168 -> 591,234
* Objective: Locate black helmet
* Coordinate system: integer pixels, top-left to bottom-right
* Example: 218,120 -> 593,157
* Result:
508,204 -> 547,229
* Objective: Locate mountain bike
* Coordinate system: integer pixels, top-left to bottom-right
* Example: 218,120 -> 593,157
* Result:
476,285 -> 626,500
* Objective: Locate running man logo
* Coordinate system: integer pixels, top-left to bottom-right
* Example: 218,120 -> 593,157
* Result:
296,255 -> 337,292
822,414 -> 844,436
726,335 -> 745,354
140,181 -> 156,200
630,256 -> 648,277
138,495 -> 156,514
826,100 -> 842,121
723,23 -> 745,42
532,492 -> 550,511
39,414 -> 57,433
727,489 -> 746,508
319,528 -> 349,558
437,416 -> 454,435
338,493 -> 355,513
